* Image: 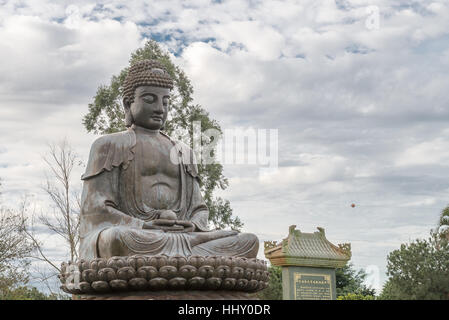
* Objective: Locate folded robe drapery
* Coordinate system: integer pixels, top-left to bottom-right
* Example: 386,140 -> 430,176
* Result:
79,128 -> 258,259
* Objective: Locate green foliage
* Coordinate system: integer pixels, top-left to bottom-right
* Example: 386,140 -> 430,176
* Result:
437,205 -> 449,240
380,233 -> 449,300
207,197 -> 242,231
83,40 -> 242,230
256,265 -> 282,300
337,293 -> 375,300
0,286 -> 59,300
377,279 -> 398,300
0,182 -> 36,297
336,263 -> 376,297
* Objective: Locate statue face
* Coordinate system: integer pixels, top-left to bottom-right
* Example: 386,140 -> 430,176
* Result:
125,85 -> 170,130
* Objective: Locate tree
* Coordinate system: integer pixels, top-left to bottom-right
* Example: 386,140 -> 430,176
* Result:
336,263 -> 376,297
256,265 -> 282,300
337,293 -> 375,300
40,139 -> 80,264
82,40 -> 242,230
377,279 -> 397,300
0,181 -> 36,297
22,140 -> 81,296
379,231 -> 449,300
0,286 -> 58,300
437,205 -> 449,240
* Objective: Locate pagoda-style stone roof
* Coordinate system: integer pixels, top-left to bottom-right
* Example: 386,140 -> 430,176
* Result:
264,225 -> 351,268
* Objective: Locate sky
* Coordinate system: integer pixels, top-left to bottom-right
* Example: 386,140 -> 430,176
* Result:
1,0 -> 449,294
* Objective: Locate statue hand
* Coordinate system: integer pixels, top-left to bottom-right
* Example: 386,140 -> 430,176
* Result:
143,219 -> 176,230
174,220 -> 195,233
158,210 -> 177,221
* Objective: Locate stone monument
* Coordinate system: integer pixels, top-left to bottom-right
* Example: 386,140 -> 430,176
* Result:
264,225 -> 351,300
59,59 -> 268,299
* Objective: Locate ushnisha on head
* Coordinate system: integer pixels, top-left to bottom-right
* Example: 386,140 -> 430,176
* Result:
123,59 -> 174,130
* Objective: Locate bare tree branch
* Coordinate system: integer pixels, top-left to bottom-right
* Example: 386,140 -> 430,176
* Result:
23,139 -> 81,292
38,139 -> 80,262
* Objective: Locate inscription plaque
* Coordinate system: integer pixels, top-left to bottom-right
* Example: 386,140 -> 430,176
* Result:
294,273 -> 332,300
264,226 -> 351,300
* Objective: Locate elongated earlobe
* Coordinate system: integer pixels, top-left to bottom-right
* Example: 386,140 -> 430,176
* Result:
125,113 -> 133,127
123,98 -> 133,127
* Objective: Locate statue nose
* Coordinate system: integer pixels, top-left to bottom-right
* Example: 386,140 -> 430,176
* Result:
154,101 -> 164,113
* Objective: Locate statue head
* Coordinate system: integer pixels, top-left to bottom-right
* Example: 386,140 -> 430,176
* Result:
123,59 -> 174,130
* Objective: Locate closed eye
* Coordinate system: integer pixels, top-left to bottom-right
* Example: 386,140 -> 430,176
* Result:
143,97 -> 156,103
141,93 -> 156,103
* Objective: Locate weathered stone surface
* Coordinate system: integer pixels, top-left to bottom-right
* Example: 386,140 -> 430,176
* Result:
72,290 -> 257,300
67,59 -> 268,300
79,59 -> 259,260
59,255 -> 269,295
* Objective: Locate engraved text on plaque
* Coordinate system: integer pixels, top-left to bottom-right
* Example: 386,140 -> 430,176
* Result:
294,273 -> 332,300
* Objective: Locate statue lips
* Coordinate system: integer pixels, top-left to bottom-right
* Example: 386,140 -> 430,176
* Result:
150,115 -> 163,122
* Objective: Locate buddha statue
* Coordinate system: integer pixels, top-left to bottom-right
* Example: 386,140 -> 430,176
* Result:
79,59 -> 259,260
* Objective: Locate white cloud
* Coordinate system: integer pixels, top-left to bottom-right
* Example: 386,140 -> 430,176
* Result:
396,137 -> 449,167
0,14 -> 140,102
1,0 -> 449,293
0,7 -> 141,210
259,153 -> 349,185
212,20 -> 285,60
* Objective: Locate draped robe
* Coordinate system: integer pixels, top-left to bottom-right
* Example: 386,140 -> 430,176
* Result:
79,127 -> 259,259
